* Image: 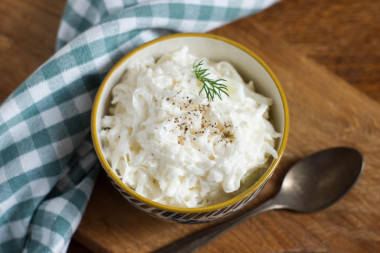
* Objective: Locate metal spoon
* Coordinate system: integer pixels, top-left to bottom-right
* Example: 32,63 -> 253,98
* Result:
154,147 -> 363,253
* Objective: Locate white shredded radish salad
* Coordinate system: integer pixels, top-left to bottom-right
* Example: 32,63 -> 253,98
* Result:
100,47 -> 280,208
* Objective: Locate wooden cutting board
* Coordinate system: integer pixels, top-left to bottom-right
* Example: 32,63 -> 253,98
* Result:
74,16 -> 380,252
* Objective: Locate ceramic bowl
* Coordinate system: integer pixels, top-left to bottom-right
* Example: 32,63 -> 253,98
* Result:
91,33 -> 289,224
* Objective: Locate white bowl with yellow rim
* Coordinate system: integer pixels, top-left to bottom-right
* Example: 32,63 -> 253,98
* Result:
91,33 -> 289,224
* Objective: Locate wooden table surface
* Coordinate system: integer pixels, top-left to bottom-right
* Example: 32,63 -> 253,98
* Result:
1,0 -> 379,252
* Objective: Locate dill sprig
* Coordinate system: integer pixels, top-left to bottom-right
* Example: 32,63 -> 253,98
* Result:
193,60 -> 229,101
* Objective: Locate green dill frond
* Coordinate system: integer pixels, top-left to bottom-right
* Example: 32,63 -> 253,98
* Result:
193,60 -> 229,101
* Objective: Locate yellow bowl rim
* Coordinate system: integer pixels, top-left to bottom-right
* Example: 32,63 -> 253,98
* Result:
91,33 -> 289,213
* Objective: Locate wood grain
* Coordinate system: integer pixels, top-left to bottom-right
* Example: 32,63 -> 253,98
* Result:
252,0 -> 380,103
1,0 -> 380,252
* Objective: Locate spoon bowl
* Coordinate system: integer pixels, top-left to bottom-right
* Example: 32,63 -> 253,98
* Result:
155,147 -> 364,253
277,147 -> 363,212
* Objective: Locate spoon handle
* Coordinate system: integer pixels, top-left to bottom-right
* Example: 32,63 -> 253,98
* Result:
154,198 -> 280,253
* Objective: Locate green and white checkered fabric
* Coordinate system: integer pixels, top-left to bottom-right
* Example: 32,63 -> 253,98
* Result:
0,0 -> 278,252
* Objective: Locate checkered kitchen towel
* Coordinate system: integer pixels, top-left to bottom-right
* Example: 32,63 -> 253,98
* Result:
0,0 -> 278,252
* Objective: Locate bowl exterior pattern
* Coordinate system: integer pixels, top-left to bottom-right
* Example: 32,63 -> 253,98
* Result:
106,174 -> 266,224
